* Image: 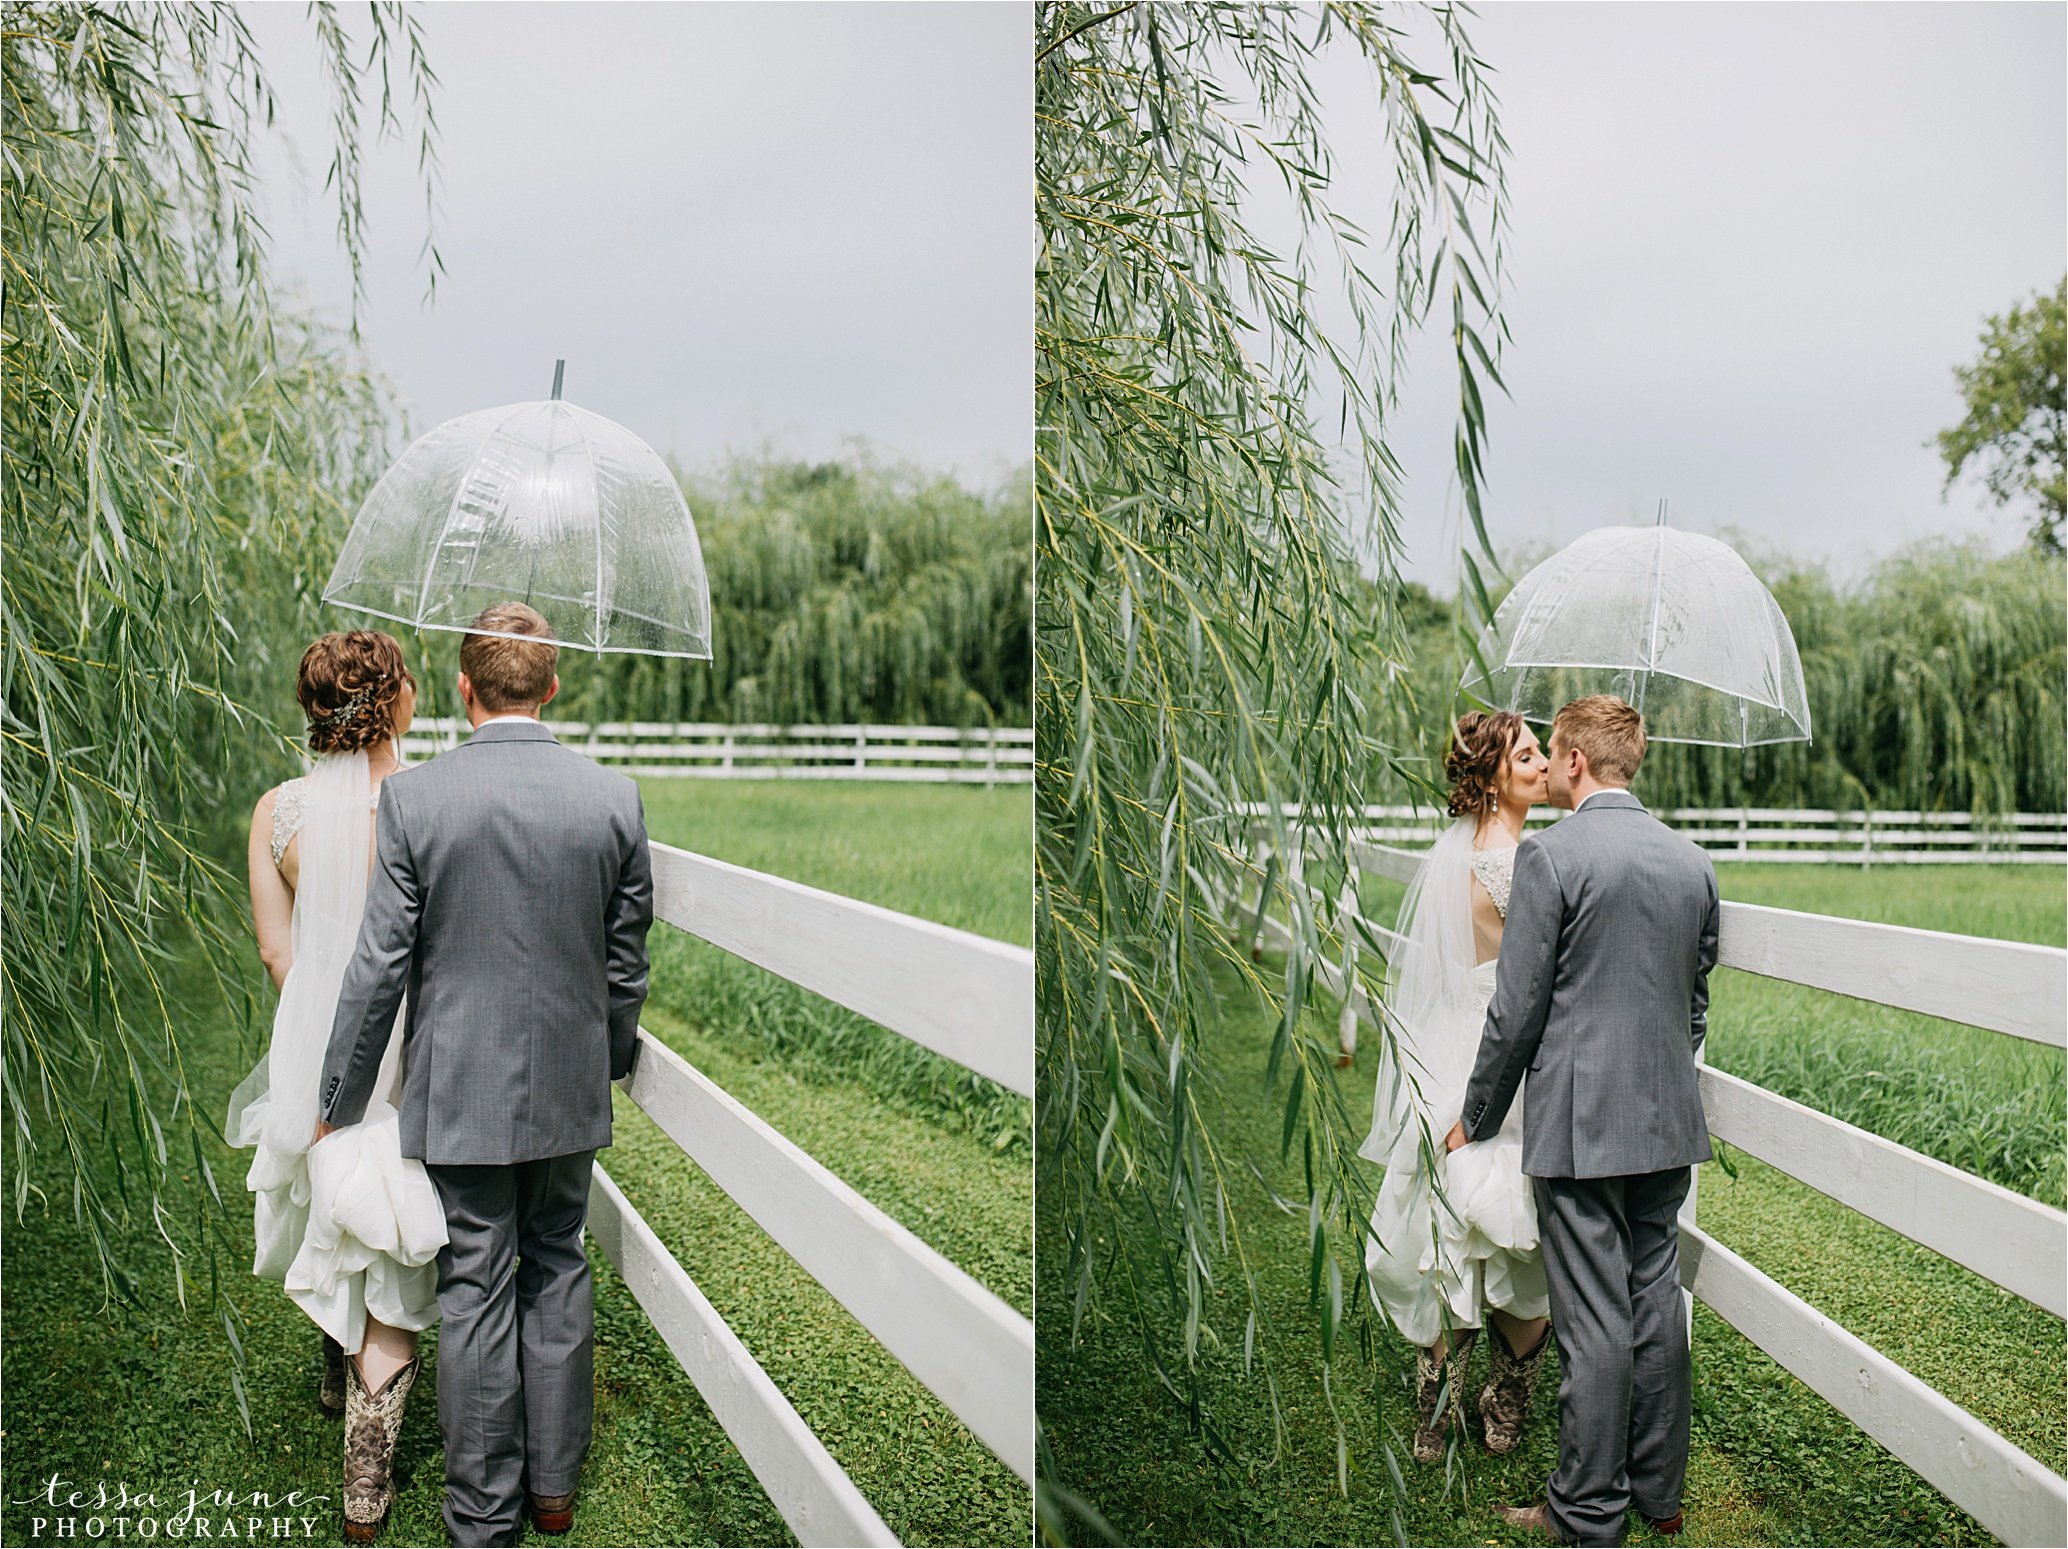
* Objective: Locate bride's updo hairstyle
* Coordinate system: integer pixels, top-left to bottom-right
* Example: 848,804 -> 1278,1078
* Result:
1444,709 -> 1527,817
298,630 -> 414,755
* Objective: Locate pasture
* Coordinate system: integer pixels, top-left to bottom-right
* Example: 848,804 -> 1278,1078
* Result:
1036,863 -> 2064,1547
1,778 -> 1031,1548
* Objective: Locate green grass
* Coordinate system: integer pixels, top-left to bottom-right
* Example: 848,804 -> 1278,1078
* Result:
2,778 -> 1032,1548
1040,864 -> 2065,1546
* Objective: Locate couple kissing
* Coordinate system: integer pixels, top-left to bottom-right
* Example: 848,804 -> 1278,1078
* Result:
1361,694 -> 1721,1547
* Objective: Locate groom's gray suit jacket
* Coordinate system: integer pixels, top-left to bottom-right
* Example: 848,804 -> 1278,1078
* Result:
1460,789 -> 1719,1178
319,718 -> 654,1166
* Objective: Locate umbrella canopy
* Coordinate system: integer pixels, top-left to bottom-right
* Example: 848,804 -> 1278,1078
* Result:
1460,524 -> 1811,747
325,392 -> 711,658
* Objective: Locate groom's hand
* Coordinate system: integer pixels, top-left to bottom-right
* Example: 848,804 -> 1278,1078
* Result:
312,1119 -> 337,1146
1444,1119 -> 1470,1154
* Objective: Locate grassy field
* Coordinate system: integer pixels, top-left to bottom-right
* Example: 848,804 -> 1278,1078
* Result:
1038,863 -> 2064,1547
2,778 -> 1032,1548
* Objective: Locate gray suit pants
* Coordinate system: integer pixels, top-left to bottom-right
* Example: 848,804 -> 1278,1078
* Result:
1533,1168 -> 1693,1547
425,1150 -> 597,1547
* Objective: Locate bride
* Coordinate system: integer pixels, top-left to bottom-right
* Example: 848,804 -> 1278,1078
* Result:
228,630 -> 447,1543
1360,710 -> 1556,1464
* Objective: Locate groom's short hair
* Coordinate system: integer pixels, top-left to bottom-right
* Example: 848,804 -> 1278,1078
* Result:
461,603 -> 558,711
1553,695 -> 1646,784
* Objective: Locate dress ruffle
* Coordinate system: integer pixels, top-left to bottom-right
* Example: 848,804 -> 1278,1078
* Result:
227,1048 -> 446,1352
1364,960 -> 1549,1349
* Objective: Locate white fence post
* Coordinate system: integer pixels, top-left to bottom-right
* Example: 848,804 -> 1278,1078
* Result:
1683,1039 -> 1703,1341
1336,875 -> 1360,1064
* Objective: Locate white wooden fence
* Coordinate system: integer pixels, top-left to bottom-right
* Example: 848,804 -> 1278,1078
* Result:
1242,827 -> 2068,1548
399,719 -> 1033,784
585,842 -> 1034,1544
1327,805 -> 2068,863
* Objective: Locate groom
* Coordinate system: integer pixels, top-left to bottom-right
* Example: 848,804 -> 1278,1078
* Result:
1446,694 -> 1720,1547
318,601 -> 654,1546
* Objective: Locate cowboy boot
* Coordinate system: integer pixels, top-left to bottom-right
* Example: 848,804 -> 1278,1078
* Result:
1411,1327 -> 1478,1463
317,1334 -> 349,1417
320,1334 -> 348,1417
1479,1323 -> 1553,1455
1494,1500 -> 1570,1543
341,1355 -> 421,1544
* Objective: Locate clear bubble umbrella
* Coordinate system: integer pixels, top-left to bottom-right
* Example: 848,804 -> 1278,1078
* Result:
325,363 -> 711,657
1460,518 -> 1811,747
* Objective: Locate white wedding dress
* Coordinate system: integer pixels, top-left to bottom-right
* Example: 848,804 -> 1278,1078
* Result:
225,750 -> 447,1353
1360,818 -> 1549,1349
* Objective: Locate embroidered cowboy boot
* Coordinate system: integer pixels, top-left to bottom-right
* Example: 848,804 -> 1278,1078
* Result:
341,1355 -> 420,1544
1479,1323 -> 1553,1455
1411,1327 -> 1478,1463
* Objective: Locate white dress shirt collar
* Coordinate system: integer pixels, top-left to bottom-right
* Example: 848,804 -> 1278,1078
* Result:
1574,787 -> 1630,812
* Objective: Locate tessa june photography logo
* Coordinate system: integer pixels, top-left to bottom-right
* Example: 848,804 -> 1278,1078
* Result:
12,1476 -> 332,1541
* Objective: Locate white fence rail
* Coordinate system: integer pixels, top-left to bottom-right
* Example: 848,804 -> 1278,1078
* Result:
1262,803 -> 2068,863
587,841 -> 1034,1544
400,718 -> 1032,784
1246,828 -> 2068,1547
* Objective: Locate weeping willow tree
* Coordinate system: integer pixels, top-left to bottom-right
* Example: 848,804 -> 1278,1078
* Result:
1035,0 -> 1507,1516
2,3 -> 436,1318
550,451 -> 1031,728
1636,541 -> 2067,815
1382,540 -> 2066,818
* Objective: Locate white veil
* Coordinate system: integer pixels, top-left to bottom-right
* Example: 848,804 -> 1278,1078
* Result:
1357,815 -> 1484,1164
226,747 -> 444,1348
226,750 -> 375,1276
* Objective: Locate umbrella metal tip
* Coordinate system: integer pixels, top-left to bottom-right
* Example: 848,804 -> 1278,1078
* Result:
551,359 -> 566,400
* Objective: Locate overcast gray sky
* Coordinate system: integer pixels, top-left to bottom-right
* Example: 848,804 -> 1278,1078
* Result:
242,2 -> 1029,487
243,3 -> 2062,576
1280,1 -> 2066,588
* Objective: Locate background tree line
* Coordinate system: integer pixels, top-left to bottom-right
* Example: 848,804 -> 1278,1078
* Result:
525,452 -> 1030,731
1377,537 -> 2063,818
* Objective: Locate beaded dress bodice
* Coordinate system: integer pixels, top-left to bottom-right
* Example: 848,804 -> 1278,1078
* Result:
1470,843 -> 1516,920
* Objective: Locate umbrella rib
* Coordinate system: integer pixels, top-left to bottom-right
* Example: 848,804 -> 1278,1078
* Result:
557,403 -> 608,651
1638,520 -> 1668,711
412,401 -> 536,629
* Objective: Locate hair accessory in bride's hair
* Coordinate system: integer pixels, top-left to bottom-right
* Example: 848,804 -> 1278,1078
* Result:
314,686 -> 376,726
